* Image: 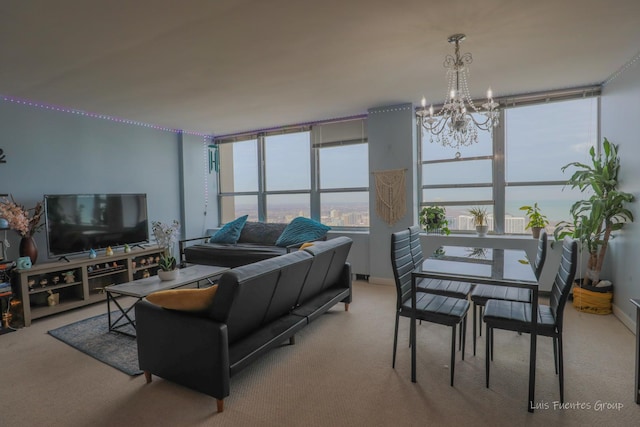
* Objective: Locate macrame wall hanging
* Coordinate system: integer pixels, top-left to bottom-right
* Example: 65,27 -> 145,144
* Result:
372,168 -> 406,225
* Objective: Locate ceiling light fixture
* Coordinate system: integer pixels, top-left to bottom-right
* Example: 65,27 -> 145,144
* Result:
416,34 -> 499,157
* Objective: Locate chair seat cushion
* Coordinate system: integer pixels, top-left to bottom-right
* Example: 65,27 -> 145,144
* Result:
416,277 -> 472,299
402,292 -> 469,326
483,300 -> 556,334
471,284 -> 531,305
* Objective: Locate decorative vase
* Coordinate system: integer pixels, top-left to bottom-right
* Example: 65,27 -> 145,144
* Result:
158,269 -> 178,281
19,236 -> 38,265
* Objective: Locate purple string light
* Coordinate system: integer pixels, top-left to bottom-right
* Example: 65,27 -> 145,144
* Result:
0,94 -> 213,138
1,93 -> 369,140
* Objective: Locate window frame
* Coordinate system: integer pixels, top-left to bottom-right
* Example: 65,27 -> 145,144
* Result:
216,119 -> 369,228
418,86 -> 601,234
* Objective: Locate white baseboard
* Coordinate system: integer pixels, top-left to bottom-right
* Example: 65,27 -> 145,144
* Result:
368,276 -> 395,286
613,303 -> 636,334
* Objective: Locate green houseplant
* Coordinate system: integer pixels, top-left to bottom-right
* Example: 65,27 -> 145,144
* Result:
468,207 -> 488,236
419,206 -> 450,235
554,138 -> 634,287
519,203 -> 549,239
152,220 -> 181,280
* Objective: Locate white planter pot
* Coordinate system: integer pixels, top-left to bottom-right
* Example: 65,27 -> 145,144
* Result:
157,269 -> 178,281
475,225 -> 488,237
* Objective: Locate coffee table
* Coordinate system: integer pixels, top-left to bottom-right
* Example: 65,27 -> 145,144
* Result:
105,264 -> 229,337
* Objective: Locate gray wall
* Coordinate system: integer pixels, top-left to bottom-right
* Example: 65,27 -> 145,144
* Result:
367,103 -> 416,284
600,57 -> 640,324
0,101 -> 208,262
179,133 -> 218,241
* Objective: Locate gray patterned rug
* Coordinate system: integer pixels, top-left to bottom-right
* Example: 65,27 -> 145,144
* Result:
48,312 -> 141,376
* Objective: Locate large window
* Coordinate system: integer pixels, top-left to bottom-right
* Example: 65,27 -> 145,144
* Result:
264,132 -> 311,222
419,92 -> 599,234
218,139 -> 259,223
315,120 -> 369,226
217,119 -> 368,227
504,98 -> 598,232
421,113 -> 494,232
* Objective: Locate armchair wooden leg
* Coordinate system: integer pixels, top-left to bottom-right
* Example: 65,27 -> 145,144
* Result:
217,399 -> 224,413
144,371 -> 152,384
289,336 -> 296,345
344,303 -> 349,312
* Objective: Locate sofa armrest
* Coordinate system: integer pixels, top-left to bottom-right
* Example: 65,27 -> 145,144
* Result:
135,300 -> 230,400
179,235 -> 210,266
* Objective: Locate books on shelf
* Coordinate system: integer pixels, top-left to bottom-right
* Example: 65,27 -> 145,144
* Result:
0,281 -> 12,296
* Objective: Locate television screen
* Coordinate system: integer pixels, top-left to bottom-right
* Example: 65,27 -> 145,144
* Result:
44,194 -> 149,258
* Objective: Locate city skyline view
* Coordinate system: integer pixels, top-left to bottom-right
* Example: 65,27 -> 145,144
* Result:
230,201 -> 569,234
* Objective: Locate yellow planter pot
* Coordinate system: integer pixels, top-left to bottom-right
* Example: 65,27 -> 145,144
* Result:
573,285 -> 613,315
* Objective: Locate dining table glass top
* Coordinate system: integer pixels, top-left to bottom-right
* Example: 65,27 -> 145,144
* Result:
420,246 -> 537,284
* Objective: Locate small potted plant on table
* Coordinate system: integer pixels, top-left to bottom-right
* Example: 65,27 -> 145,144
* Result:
468,207 -> 489,236
519,203 -> 549,239
152,220 -> 180,281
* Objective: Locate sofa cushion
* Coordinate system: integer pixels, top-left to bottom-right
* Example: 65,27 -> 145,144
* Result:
210,251 -> 314,344
184,243 -> 288,268
275,217 -> 330,247
146,285 -> 218,312
238,221 -> 288,245
209,215 -> 248,244
297,237 -> 353,305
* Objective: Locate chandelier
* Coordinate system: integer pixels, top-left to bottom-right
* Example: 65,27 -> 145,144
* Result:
416,34 -> 499,157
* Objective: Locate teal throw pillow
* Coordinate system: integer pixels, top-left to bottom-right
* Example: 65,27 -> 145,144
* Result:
209,215 -> 248,244
275,217 -> 330,247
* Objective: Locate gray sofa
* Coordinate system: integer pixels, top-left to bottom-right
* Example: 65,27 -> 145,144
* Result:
180,221 -> 326,268
136,236 -> 353,412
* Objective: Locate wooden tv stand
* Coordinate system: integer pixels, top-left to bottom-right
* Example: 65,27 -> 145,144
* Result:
15,246 -> 164,326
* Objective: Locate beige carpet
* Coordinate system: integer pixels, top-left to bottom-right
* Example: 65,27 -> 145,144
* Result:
1,281 -> 638,426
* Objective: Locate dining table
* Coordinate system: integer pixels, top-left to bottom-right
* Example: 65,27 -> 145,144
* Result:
411,245 -> 540,412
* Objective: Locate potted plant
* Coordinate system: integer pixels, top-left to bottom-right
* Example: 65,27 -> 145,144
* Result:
419,206 -> 450,235
519,203 -> 549,239
554,138 -> 634,307
468,207 -> 489,236
152,220 -> 181,281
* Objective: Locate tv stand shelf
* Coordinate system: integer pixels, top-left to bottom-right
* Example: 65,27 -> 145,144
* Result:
15,247 -> 164,326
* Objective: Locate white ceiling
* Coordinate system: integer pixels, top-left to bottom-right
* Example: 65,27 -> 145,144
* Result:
2,0 -> 640,136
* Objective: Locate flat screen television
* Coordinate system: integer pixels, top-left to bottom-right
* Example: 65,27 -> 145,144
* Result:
44,193 -> 149,258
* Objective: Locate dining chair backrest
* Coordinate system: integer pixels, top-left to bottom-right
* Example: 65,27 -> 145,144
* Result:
408,225 -> 423,270
391,229 -> 413,309
533,230 -> 548,280
549,237 -> 578,332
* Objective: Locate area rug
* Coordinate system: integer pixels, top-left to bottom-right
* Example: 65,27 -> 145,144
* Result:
48,312 -> 142,376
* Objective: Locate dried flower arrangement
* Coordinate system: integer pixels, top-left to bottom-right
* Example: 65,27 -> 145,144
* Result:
0,196 -> 44,237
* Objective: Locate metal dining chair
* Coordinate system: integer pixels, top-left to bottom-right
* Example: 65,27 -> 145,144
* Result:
483,237 -> 578,403
391,229 -> 470,386
469,230 -> 547,355
408,226 -> 473,299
